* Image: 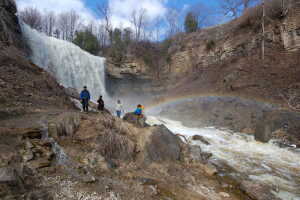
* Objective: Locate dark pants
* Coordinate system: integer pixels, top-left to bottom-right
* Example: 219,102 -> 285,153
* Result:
116,110 -> 121,118
98,104 -> 104,111
82,99 -> 89,112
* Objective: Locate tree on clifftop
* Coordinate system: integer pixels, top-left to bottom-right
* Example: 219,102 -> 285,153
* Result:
73,30 -> 100,55
184,12 -> 198,33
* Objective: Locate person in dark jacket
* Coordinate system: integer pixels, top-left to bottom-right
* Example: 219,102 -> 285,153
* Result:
80,86 -> 90,112
97,95 -> 104,111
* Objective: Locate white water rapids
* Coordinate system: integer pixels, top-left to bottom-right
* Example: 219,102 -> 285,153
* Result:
22,24 -> 300,200
147,116 -> 300,200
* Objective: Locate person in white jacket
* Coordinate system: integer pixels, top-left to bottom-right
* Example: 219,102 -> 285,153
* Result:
116,100 -> 124,118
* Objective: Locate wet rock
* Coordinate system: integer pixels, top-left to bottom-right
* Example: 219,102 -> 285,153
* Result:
241,128 -> 255,135
240,181 -> 281,200
255,123 -> 272,143
142,125 -> 182,163
189,145 -> 212,163
255,110 -> 300,143
123,112 -> 148,128
192,135 -> 210,145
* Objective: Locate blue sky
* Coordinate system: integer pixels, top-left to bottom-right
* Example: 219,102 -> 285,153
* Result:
16,0 -> 225,31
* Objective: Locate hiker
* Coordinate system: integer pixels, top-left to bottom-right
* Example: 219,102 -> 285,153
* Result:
116,100 -> 124,118
134,104 -> 143,117
80,86 -> 90,112
97,95 -> 104,111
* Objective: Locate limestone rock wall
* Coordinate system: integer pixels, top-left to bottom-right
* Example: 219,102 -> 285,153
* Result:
0,0 -> 25,49
281,2 -> 300,51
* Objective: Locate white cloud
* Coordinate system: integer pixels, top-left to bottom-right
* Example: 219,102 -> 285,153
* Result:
110,0 -> 167,22
16,0 -> 97,22
16,0 -> 169,39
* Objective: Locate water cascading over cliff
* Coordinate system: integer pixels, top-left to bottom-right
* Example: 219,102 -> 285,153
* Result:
21,24 -> 107,101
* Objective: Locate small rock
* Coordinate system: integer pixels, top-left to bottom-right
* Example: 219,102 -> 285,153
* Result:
192,135 -> 210,145
25,140 -> 34,149
219,192 -> 230,198
22,150 -> 34,162
241,128 -> 254,135
123,112 -> 148,128
201,163 -> 218,176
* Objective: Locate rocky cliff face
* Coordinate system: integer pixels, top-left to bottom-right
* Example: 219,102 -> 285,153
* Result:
281,3 -> 300,51
0,0 -> 25,49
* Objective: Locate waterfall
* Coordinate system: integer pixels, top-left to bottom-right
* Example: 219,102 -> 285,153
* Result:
21,24 -> 107,101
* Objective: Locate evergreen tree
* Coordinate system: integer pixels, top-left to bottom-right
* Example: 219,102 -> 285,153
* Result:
184,12 -> 198,33
73,30 -> 100,55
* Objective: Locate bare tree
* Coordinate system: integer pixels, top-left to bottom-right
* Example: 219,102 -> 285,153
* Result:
262,0 -> 265,61
96,2 -> 113,43
42,11 -> 56,36
219,0 -> 260,18
152,17 -> 164,42
19,7 -> 43,31
69,10 -> 81,41
130,8 -> 148,41
58,13 -> 70,40
165,8 -> 181,37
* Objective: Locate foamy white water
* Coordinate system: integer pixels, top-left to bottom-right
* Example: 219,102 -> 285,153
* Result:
147,116 -> 300,200
21,24 -> 107,101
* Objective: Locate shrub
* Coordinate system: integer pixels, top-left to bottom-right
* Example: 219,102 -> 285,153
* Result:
206,40 -> 216,51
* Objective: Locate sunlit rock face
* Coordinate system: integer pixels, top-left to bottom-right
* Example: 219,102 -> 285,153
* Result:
281,4 -> 300,51
21,24 -> 107,101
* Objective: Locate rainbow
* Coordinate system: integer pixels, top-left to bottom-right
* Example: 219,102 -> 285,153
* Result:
145,92 -> 283,111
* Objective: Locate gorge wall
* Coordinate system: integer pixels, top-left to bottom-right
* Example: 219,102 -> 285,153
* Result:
107,1 -> 300,106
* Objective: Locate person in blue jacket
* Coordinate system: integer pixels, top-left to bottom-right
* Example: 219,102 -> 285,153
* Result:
80,86 -> 90,112
134,104 -> 143,116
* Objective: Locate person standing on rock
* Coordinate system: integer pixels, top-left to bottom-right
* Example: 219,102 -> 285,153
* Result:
80,86 -> 90,112
116,100 -> 124,118
97,95 -> 104,111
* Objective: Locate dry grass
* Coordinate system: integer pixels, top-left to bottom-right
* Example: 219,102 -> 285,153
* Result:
96,115 -> 136,161
97,129 -> 135,161
235,0 -> 289,31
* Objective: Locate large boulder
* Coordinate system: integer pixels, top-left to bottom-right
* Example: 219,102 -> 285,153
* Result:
123,112 -> 148,128
240,181 -> 281,200
255,110 -> 300,143
138,125 -> 183,164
